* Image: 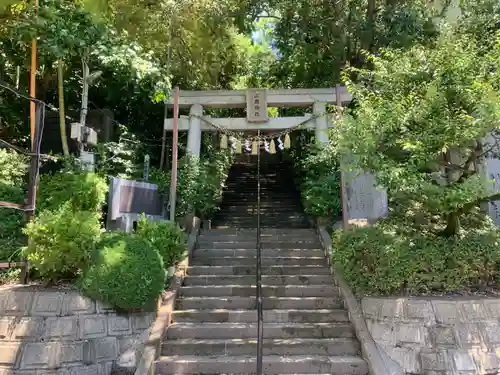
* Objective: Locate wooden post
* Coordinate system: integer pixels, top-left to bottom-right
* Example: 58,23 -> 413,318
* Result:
20,101 -> 42,284
336,84 -> 349,230
169,87 -> 180,221
29,0 -> 38,148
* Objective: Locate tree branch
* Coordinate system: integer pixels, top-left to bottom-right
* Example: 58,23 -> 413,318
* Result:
458,193 -> 500,215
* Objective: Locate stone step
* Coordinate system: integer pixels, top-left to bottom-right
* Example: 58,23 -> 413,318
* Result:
172,309 -> 349,323
166,322 -> 355,340
217,206 -> 303,211
220,203 -> 302,208
198,241 -> 320,249
155,355 -> 368,374
179,285 -> 338,298
197,237 -> 318,244
176,296 -> 342,310
213,216 -> 308,222
219,199 -> 301,204
188,265 -> 331,276
219,203 -> 302,208
199,229 -> 317,236
183,274 -> 333,286
193,248 -> 324,257
200,228 -> 317,235
213,225 -> 312,230
213,223 -> 311,230
162,337 -> 359,356
191,256 -> 326,267
216,206 -> 304,211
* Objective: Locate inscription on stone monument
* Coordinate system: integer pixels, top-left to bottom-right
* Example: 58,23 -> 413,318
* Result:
246,89 -> 268,123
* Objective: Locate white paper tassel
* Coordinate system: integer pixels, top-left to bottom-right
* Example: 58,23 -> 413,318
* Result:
245,139 -> 251,152
277,136 -> 284,150
264,140 -> 270,153
230,136 -> 237,150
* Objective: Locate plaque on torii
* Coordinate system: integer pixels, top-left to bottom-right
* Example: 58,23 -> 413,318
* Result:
246,89 -> 269,123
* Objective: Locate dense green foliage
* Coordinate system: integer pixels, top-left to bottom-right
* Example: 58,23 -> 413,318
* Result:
246,0 -> 440,88
136,214 -> 185,269
0,0 -> 273,152
23,204 -> 101,280
336,31 -> 500,236
1,0 -> 499,298
330,5 -> 500,296
37,171 -> 108,213
0,149 -> 27,263
332,211 -> 500,295
150,147 -> 234,221
294,143 -> 341,219
79,232 -> 165,311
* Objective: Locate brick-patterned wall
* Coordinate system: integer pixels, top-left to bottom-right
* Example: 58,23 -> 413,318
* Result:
361,297 -> 500,374
0,285 -> 155,375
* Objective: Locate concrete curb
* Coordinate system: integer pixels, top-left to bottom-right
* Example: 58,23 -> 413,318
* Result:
120,218 -> 201,375
316,224 -> 398,375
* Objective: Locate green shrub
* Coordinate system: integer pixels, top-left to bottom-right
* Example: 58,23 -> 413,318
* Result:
295,143 -> 341,218
79,232 -> 166,311
23,204 -> 102,280
0,149 -> 28,263
0,185 -> 25,262
149,149 -> 233,221
332,214 -> 500,295
37,171 -> 108,213
136,215 -> 186,268
0,149 -> 28,187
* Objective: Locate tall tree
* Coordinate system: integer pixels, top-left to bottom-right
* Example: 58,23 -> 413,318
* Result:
336,30 -> 500,236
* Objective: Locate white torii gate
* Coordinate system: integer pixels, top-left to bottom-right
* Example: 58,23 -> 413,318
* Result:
164,87 -> 388,221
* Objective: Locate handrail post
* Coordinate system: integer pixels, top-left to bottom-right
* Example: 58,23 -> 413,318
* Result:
256,132 -> 263,375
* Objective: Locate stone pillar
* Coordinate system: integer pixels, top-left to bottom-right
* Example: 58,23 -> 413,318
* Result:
313,102 -> 328,145
187,104 -> 203,157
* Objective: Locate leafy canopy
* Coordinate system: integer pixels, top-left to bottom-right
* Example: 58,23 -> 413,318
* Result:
336,30 -> 500,235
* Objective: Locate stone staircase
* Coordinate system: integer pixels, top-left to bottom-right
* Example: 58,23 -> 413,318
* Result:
155,153 -> 368,374
211,153 -> 310,229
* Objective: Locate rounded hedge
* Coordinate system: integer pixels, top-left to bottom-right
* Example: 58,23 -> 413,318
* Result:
78,232 -> 166,311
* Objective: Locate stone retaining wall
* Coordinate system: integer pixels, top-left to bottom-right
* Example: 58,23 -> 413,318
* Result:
361,297 -> 500,374
0,285 -> 155,375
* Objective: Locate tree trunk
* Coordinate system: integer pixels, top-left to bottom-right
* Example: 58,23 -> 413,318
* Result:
363,0 -> 376,51
443,212 -> 460,237
57,60 -> 70,156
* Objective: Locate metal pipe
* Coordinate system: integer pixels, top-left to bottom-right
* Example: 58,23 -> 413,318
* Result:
256,131 -> 263,375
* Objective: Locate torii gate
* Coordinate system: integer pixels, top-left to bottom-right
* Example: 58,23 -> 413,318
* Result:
164,87 -> 388,222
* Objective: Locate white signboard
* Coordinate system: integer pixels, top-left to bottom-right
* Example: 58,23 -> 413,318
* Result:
246,89 -> 268,123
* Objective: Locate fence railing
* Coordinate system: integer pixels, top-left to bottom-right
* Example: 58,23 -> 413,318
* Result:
256,137 -> 263,375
